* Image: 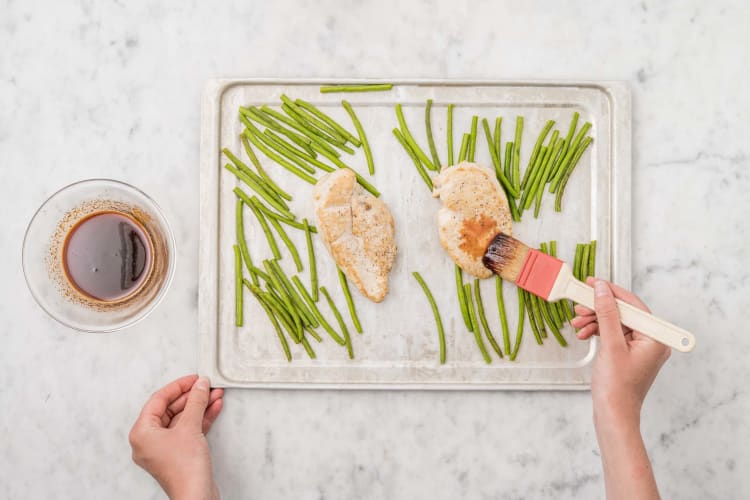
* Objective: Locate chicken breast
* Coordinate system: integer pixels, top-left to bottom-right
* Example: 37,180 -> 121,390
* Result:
432,161 -> 513,278
313,169 -> 397,302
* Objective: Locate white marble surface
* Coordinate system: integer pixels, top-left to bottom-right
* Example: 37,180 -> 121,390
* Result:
1,1 -> 748,498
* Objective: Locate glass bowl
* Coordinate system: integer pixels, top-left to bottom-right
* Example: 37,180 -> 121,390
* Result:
22,179 -> 176,332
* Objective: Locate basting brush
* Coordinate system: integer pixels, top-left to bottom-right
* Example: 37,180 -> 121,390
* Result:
483,233 -> 696,352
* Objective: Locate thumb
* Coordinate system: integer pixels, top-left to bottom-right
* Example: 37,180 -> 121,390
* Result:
594,280 -> 626,351
181,376 -> 211,431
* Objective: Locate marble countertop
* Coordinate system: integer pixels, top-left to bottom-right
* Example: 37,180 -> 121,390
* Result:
1,1 -> 748,498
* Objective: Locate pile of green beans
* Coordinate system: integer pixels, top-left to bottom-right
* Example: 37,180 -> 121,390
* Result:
239,96 -> 380,195
227,124 -> 364,361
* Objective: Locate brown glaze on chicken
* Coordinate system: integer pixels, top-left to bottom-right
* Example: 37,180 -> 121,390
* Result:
432,162 -> 513,278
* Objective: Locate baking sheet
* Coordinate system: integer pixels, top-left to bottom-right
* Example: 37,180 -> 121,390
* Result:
199,79 -> 631,390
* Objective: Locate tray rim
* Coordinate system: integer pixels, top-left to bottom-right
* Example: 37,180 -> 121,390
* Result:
198,78 -> 631,391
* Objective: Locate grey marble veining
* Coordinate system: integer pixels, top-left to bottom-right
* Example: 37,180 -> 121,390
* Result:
1,1 -> 748,499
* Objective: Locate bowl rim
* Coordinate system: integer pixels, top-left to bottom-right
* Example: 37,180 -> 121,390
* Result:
22,178 -> 177,333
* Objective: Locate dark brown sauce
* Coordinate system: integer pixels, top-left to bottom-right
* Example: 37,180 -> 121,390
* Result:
62,211 -> 152,301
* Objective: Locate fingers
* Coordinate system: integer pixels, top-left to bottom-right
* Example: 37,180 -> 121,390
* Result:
574,304 -> 595,317
202,398 -> 224,434
593,280 -> 627,351
576,323 -> 599,340
180,376 -> 212,431
163,388 -> 224,427
137,374 -> 199,428
570,314 -> 596,329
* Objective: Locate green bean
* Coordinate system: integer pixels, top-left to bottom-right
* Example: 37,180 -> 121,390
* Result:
341,100 -> 374,175
254,283 -> 301,337
255,201 -> 317,233
455,265 -> 471,329
512,116 -> 523,192
482,118 -> 519,197
245,281 -> 292,361
310,142 -> 381,197
234,245 -> 243,327
467,116 -> 478,162
320,286 -> 354,359
302,219 -> 318,302
319,83 -> 393,93
288,102 -> 352,151
412,272 -> 446,364
543,306 -> 568,347
224,163 -> 292,217
573,243 -> 585,281
581,242 -> 591,280
557,112 -> 580,172
457,133 -> 470,162
424,99 -> 441,171
281,94 -> 347,144
260,106 -> 341,158
239,135 -> 293,201
304,326 -> 322,343
589,240 -> 597,276
495,277 -> 511,356
266,260 -> 315,328
447,104 -> 454,166
281,102 -> 350,151
238,189 -> 281,260
493,117 -> 502,160
273,270 -> 319,329
300,334 -> 316,359
241,106 -> 316,156
247,123 -> 316,174
525,292 -> 544,345
262,260 -> 302,338
393,128 -> 433,191
474,279 -> 503,359
248,265 -> 273,285
545,289 -> 565,329
263,129 -> 317,170
395,103 -> 436,171
291,276 -> 346,346
236,199 -> 257,286
530,293 -> 548,339
510,288 -> 525,361
526,131 -> 559,208
243,129 -> 318,184
533,137 -> 564,217
465,283 -> 491,364
550,122 -> 592,192
338,268 -> 363,334
521,119 -> 555,189
261,130 -> 339,174
555,136 -> 593,211
537,293 -> 560,333
294,98 -> 361,146
223,147 -> 280,200
504,141 -> 513,187
517,146 -> 547,209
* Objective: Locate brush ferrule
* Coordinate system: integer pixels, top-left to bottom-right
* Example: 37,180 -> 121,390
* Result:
516,249 -> 564,300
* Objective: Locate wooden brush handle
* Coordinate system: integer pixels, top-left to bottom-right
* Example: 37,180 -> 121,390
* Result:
560,273 -> 696,353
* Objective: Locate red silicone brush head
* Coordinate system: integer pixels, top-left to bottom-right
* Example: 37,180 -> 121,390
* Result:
514,249 -> 564,300
483,233 -> 564,300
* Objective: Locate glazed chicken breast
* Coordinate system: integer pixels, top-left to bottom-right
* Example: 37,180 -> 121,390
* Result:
432,162 -> 513,278
312,169 -> 397,302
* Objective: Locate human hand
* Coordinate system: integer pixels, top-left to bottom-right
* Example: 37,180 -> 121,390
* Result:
129,375 -> 224,500
571,278 -> 671,426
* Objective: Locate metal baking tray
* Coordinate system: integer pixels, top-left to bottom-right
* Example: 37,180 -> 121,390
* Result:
199,79 -> 631,390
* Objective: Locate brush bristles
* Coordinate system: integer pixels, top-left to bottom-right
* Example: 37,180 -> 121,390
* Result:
482,232 -> 530,282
